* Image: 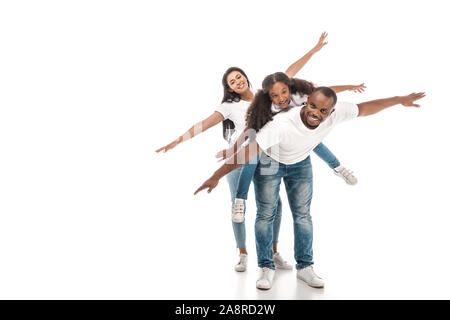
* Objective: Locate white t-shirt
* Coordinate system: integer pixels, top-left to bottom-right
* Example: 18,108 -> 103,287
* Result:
255,101 -> 359,165
271,92 -> 308,113
215,95 -> 253,145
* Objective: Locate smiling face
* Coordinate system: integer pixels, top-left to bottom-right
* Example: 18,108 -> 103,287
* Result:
269,81 -> 290,109
300,90 -> 336,129
226,71 -> 249,95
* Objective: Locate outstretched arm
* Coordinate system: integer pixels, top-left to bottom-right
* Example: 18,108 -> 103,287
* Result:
156,111 -> 224,153
357,92 -> 426,117
195,140 -> 261,194
330,83 -> 366,93
285,32 -> 328,78
215,126 -> 254,160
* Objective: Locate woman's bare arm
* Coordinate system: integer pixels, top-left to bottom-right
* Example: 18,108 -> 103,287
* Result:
156,111 -> 224,153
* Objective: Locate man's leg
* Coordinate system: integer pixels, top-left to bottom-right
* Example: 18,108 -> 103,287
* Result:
283,156 -> 314,270
253,154 -> 283,270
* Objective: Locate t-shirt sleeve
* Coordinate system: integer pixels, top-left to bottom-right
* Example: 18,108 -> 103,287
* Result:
215,102 -> 232,120
332,101 -> 359,124
290,92 -> 308,106
255,121 -> 283,152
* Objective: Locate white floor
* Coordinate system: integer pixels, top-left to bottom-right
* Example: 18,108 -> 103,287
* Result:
148,155 -> 450,300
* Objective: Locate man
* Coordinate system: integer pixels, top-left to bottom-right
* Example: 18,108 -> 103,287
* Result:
195,86 -> 425,290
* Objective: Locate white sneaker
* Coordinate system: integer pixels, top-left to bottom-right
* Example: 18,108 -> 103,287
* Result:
232,198 -> 245,223
235,253 -> 247,272
334,165 -> 358,185
273,252 -> 293,270
256,267 -> 275,290
297,265 -> 324,288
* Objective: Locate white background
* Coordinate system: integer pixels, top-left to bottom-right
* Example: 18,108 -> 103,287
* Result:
0,0 -> 449,299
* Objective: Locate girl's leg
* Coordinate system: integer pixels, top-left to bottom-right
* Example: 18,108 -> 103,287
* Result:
226,167 -> 246,250
232,154 -> 260,224
235,154 -> 261,200
313,142 -> 358,185
313,142 -> 340,169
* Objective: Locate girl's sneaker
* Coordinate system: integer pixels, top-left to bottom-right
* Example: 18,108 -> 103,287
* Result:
273,252 -> 293,270
232,198 -> 245,223
333,165 -> 358,185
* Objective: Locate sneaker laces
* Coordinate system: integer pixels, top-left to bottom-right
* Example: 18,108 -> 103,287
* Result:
305,266 -> 320,279
274,253 -> 287,265
337,167 -> 355,181
340,167 -> 354,177
238,254 -> 247,264
261,267 -> 271,276
233,203 -> 244,215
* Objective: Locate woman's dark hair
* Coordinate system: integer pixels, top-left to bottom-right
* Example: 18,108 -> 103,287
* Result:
220,67 -> 252,141
246,72 -> 315,132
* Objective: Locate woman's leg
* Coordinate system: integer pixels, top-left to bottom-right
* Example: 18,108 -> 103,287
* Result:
272,198 -> 282,252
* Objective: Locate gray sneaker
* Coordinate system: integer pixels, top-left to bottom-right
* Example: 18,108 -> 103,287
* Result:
334,165 -> 358,185
273,252 -> 293,270
232,198 -> 245,223
256,267 -> 275,290
297,266 -> 324,288
235,253 -> 247,272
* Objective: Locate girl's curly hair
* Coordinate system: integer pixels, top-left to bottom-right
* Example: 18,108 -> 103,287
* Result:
246,72 -> 315,132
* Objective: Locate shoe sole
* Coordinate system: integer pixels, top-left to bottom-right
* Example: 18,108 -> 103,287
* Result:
275,264 -> 293,270
297,276 -> 324,288
256,283 -> 272,290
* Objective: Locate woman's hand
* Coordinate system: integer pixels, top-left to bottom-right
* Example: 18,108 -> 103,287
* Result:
311,32 -> 328,54
349,83 -> 367,93
194,177 -> 219,195
155,137 -> 181,153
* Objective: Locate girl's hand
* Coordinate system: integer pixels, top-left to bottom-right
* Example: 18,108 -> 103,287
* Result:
312,32 -> 328,53
349,83 -> 367,93
155,137 -> 181,153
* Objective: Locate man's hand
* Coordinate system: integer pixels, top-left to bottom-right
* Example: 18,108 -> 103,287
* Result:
155,138 -> 181,153
194,177 -> 219,195
400,92 -> 426,107
312,32 -> 328,53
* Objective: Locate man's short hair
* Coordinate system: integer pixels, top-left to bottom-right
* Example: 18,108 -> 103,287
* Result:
312,86 -> 337,106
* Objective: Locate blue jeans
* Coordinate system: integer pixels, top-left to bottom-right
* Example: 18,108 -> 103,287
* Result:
235,142 -> 338,200
227,165 -> 282,249
253,153 -> 314,270
313,142 -> 340,169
